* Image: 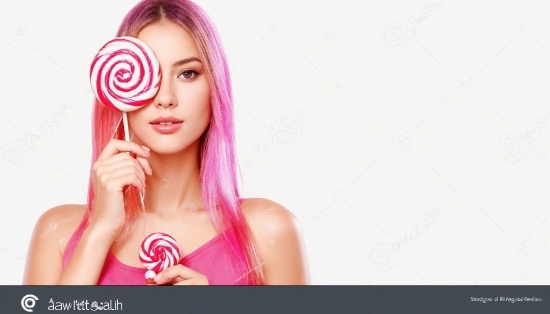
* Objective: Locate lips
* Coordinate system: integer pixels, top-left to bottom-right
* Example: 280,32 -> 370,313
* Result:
150,116 -> 183,134
152,121 -> 181,125
150,122 -> 183,134
150,116 -> 184,124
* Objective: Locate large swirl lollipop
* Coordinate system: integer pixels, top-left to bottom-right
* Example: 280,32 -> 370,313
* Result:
90,36 -> 160,205
140,232 -> 181,284
90,36 -> 161,141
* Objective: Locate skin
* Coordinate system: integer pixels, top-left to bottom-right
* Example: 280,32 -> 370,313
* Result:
23,19 -> 310,285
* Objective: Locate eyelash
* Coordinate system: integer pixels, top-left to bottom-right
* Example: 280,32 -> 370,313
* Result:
178,70 -> 199,80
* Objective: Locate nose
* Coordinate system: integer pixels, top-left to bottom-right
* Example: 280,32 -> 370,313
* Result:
153,74 -> 177,108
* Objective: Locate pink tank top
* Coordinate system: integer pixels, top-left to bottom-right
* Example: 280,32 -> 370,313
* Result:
61,224 -> 254,285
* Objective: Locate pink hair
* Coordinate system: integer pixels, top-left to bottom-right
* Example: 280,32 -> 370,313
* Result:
81,0 -> 264,284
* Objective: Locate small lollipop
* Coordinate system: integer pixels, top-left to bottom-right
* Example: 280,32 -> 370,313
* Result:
90,36 -> 161,141
139,232 -> 181,284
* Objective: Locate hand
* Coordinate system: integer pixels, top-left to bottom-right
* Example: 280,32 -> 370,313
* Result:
90,139 -> 153,237
153,265 -> 209,285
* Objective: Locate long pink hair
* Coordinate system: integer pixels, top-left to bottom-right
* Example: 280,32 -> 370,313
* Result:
81,0 -> 264,284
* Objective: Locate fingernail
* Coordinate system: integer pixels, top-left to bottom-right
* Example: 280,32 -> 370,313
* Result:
142,145 -> 150,151
154,274 -> 161,282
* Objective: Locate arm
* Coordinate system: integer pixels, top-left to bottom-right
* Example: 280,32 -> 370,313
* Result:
57,224 -> 115,285
23,205 -> 113,285
24,141 -> 151,284
244,198 -> 310,285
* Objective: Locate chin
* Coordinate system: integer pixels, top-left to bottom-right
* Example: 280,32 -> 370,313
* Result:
146,136 -> 200,155
150,147 -> 184,155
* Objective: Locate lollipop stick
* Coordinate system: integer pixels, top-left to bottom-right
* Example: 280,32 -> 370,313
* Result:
121,112 -> 145,208
122,112 -> 130,142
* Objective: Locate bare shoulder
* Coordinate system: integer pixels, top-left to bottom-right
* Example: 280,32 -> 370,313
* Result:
35,204 -> 87,233
23,204 -> 87,284
32,204 -> 87,252
239,198 -> 310,284
240,198 -> 302,238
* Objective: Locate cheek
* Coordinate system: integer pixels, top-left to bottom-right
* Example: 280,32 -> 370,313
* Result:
127,112 -> 138,130
185,85 -> 211,122
127,110 -> 149,134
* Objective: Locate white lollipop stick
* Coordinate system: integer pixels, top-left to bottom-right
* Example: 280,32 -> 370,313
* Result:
122,112 -> 130,142
123,112 -> 145,208
113,114 -> 145,208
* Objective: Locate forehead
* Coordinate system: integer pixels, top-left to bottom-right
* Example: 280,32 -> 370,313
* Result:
137,20 -> 199,62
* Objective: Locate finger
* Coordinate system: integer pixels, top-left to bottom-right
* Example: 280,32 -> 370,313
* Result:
173,278 -> 207,285
135,156 -> 153,176
102,162 -> 146,190
94,148 -> 148,178
101,154 -> 143,171
104,172 -> 144,193
120,173 -> 144,192
111,157 -> 146,178
154,265 -> 195,285
173,279 -> 194,285
98,139 -> 150,161
100,151 -> 139,166
165,277 -> 185,285
95,152 -> 126,168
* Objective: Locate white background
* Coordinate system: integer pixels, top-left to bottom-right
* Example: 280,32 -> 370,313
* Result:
0,0 -> 548,285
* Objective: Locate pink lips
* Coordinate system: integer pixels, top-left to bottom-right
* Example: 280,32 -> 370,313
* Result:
151,122 -> 182,134
150,116 -> 183,134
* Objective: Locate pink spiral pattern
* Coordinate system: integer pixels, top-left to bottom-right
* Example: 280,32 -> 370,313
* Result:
89,36 -> 161,112
139,232 -> 181,273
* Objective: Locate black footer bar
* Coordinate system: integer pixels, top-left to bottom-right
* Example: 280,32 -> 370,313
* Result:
1,285 -> 548,314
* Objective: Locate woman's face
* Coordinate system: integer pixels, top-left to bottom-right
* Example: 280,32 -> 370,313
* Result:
128,19 -> 211,155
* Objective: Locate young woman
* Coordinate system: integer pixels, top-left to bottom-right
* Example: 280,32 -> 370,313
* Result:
23,0 -> 309,285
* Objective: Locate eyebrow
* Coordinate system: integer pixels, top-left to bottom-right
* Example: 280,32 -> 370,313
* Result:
172,57 -> 202,67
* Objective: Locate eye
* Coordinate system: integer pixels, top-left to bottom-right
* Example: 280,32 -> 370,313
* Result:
178,70 -> 199,80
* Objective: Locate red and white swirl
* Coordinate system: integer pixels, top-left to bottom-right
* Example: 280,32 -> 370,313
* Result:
139,232 -> 181,273
90,36 -> 161,112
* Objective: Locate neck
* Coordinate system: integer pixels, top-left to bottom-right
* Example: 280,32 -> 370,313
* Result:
141,141 -> 204,216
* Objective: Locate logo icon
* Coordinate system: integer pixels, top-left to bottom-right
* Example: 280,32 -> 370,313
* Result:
21,294 -> 39,312
500,134 -> 530,164
369,243 -> 402,272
